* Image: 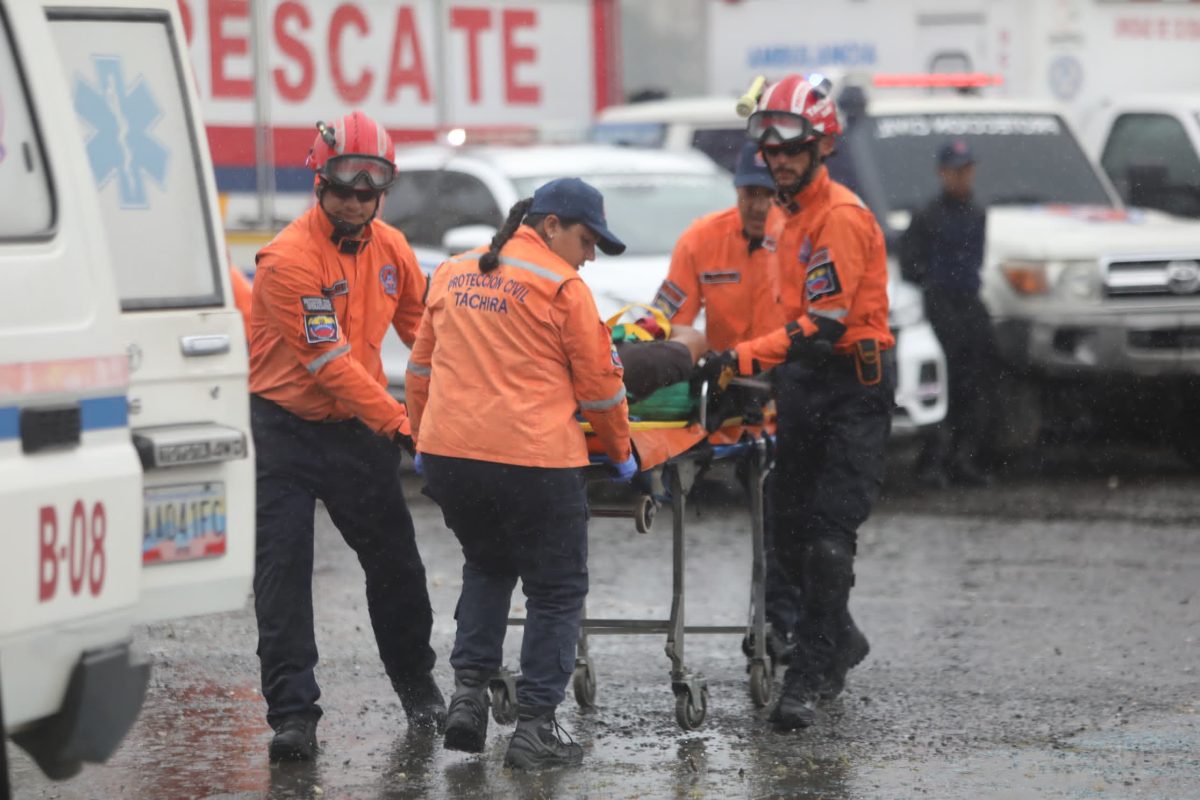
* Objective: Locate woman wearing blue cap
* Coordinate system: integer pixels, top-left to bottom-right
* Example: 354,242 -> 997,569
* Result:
405,177 -> 635,770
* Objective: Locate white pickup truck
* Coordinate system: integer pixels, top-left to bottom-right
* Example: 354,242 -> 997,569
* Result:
3,0 -> 254,785
847,89 -> 1200,464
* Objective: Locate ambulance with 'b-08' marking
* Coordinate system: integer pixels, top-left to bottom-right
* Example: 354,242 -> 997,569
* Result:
3,0 -> 253,783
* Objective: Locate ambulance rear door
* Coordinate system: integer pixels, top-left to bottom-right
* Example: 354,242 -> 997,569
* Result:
1,0 -> 145,754
45,0 -> 254,623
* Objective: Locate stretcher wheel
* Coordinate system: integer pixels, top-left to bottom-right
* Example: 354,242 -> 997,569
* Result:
490,682 -> 517,725
674,684 -> 708,730
572,659 -> 597,709
634,495 -> 655,534
749,662 -> 772,708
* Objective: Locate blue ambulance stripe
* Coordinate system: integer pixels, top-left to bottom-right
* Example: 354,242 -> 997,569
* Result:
0,394 -> 128,441
80,395 -> 129,430
0,407 -> 16,441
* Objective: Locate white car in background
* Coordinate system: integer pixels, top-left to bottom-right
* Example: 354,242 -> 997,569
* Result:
381,142 -> 946,436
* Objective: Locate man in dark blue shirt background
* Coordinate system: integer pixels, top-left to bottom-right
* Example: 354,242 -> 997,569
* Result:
901,140 -> 997,487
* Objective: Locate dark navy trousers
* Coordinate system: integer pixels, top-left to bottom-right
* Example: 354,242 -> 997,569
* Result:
768,353 -> 894,681
251,395 -> 435,727
421,454 -> 588,710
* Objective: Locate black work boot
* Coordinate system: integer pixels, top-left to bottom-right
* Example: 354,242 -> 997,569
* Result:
741,625 -> 794,666
768,672 -> 820,731
443,669 -> 491,753
394,673 -> 447,733
268,714 -> 318,762
503,706 -> 583,770
821,617 -> 870,700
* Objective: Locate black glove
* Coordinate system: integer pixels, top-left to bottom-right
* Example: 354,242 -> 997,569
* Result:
785,335 -> 833,367
785,317 -> 845,367
691,349 -> 738,392
393,430 -> 416,457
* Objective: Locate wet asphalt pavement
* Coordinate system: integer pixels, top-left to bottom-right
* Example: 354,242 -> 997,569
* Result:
8,442 -> 1200,800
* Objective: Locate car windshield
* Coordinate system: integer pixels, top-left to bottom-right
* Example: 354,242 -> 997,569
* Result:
513,173 -> 736,256
865,112 -> 1113,212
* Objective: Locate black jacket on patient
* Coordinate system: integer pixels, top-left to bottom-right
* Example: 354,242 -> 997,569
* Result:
614,340 -> 694,400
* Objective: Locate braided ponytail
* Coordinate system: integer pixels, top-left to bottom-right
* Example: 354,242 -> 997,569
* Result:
479,197 -> 534,273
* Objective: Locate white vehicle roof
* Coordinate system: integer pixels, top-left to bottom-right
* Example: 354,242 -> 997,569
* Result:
596,97 -> 741,125
596,91 -> 1075,126
1092,92 -> 1200,114
394,143 -> 722,178
864,95 -> 1070,117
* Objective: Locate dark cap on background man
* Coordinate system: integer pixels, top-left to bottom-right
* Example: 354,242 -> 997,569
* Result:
734,141 -> 776,190
530,177 -> 626,256
938,139 -> 976,169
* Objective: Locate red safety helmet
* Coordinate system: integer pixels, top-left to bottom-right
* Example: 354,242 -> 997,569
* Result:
305,111 -> 397,191
747,73 -> 842,146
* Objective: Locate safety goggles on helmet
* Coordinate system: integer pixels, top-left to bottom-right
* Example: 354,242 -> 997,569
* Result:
747,111 -> 816,146
322,154 -> 396,191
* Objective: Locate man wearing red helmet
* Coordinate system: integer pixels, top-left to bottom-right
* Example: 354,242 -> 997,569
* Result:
248,111 -> 445,761
695,74 -> 895,731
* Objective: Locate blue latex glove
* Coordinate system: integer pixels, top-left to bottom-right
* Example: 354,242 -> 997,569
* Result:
413,452 -> 425,476
611,453 -> 638,482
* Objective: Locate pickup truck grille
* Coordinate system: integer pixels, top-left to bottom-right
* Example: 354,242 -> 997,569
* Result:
1105,258 -> 1200,299
1128,328 -> 1200,350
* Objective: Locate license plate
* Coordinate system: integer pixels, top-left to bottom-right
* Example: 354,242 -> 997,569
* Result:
143,482 -> 227,565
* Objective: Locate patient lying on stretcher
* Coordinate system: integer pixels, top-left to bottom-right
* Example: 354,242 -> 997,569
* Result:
614,325 -> 760,432
615,325 -> 707,401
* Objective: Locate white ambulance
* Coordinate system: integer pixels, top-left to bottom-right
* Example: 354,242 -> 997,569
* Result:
2,0 -> 253,783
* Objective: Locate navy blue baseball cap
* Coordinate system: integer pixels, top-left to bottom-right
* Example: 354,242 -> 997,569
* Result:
530,177 -> 626,256
938,139 -> 975,168
733,141 -> 775,190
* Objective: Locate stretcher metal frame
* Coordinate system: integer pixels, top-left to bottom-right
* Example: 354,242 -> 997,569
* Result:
489,383 -> 777,731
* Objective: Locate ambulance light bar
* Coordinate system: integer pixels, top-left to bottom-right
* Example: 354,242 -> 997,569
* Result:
872,73 -> 1004,89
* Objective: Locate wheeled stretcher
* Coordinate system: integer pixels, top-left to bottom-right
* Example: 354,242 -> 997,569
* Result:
488,382 -> 777,731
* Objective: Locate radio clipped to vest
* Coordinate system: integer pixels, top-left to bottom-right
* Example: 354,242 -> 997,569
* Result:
855,339 -> 881,386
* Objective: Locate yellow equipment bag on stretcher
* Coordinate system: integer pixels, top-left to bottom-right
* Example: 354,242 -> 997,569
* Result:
606,304 -> 697,421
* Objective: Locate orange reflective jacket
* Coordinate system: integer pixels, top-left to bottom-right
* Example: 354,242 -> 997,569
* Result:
249,206 -> 426,437
652,206 -> 787,351
229,264 -> 253,340
735,170 -> 894,373
407,226 -> 631,468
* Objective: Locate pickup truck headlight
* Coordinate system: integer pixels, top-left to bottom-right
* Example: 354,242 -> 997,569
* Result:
1055,260 -> 1101,301
1001,259 -> 1100,300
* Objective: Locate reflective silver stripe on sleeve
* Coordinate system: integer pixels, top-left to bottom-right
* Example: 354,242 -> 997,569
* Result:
579,384 -> 627,411
500,256 -> 565,285
811,308 -> 849,320
444,254 -> 564,285
406,361 -> 431,377
306,344 -> 350,373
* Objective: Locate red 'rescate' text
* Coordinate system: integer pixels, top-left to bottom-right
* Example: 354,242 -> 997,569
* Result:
39,501 -> 107,602
177,1 -> 543,106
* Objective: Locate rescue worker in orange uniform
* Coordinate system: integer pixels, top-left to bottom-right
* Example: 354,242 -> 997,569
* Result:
652,140 -> 800,662
406,178 -> 633,770
248,111 -> 445,762
695,74 -> 895,731
650,140 -> 784,351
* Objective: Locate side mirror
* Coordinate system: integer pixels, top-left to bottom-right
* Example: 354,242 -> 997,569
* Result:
441,224 -> 496,254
